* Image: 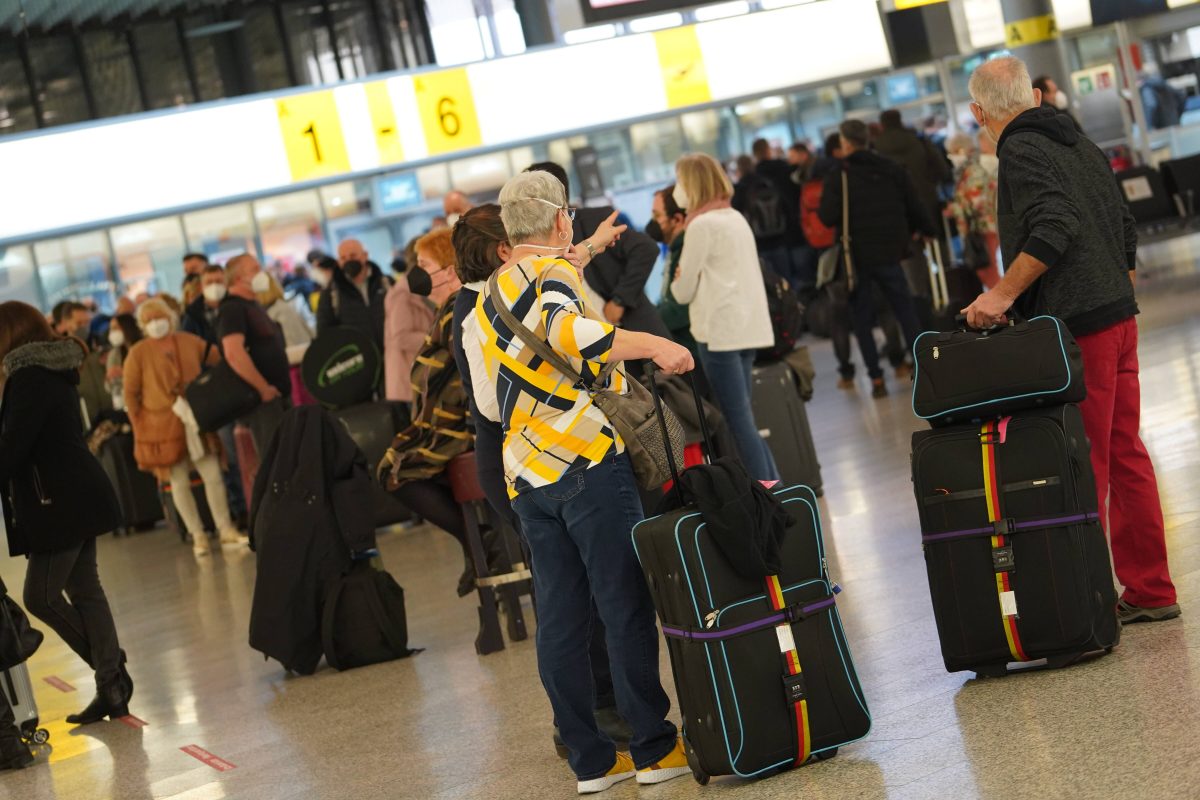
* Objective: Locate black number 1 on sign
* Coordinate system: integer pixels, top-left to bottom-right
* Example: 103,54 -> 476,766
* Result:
437,97 -> 460,137
303,123 -> 322,161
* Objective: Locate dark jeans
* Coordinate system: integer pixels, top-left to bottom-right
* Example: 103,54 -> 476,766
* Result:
512,452 -> 676,780
24,538 -> 122,686
697,345 -> 780,482
217,423 -> 247,519
242,397 -> 290,457
848,264 -> 923,380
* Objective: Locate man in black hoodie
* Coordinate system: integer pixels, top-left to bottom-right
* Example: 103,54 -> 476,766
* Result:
962,55 -> 1179,625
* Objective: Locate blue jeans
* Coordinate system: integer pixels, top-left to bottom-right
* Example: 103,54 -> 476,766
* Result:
512,453 -> 676,780
697,345 -> 780,482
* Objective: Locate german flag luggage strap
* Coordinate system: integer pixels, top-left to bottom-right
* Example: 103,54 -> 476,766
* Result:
980,418 -> 1029,663
765,575 -> 811,765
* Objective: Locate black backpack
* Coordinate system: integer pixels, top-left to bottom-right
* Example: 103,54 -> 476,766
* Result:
321,562 -> 419,671
745,179 -> 789,241
756,261 -> 805,364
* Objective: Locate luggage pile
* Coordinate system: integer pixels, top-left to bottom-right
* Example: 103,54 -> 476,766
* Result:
633,367 -> 869,785
910,316 -> 1120,677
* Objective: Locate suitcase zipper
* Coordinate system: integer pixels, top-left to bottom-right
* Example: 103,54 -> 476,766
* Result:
932,346 -> 939,360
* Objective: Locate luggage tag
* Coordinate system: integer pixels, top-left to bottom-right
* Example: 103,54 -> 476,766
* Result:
1000,590 -> 1018,617
775,624 -> 797,654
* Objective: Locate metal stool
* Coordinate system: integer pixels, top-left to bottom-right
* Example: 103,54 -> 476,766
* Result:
446,453 -> 532,655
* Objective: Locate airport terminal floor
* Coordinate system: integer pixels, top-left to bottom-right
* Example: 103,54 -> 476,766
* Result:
3,237 -> 1200,800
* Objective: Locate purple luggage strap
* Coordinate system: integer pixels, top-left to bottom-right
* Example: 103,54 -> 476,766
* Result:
921,511 -> 1100,544
661,595 -> 837,642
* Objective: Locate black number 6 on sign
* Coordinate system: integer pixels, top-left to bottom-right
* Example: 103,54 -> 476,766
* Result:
437,97 -> 460,137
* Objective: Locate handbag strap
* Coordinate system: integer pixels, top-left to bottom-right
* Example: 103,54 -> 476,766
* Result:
486,269 -> 619,393
840,168 -> 856,290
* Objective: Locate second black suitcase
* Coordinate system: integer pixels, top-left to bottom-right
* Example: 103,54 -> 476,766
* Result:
751,362 -> 823,495
98,432 -> 163,531
912,404 -> 1119,676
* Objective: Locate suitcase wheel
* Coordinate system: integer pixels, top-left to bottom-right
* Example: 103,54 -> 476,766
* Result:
31,728 -> 49,745
683,736 -> 709,786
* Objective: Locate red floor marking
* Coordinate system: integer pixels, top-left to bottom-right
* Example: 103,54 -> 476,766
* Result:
118,715 -> 148,729
43,676 -> 75,692
180,745 -> 236,772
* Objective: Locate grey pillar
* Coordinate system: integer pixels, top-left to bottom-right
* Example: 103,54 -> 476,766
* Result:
999,0 -> 1066,90
514,0 -> 557,47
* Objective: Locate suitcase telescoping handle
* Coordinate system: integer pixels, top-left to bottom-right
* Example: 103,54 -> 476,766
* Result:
642,363 -> 715,502
953,311 -> 1023,336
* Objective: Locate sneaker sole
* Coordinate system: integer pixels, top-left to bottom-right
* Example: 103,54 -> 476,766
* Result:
1121,607 -> 1181,624
636,765 -> 692,785
577,770 -> 634,794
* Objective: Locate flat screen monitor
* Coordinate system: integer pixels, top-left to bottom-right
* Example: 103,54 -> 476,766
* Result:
581,0 -> 698,24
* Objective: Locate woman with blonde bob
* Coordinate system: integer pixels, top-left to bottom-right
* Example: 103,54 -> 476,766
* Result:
124,298 -> 248,556
670,153 -> 779,481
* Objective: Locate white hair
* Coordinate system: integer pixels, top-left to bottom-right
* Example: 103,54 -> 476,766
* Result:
498,171 -> 566,244
946,132 -> 975,155
136,297 -> 178,333
968,56 -> 1037,120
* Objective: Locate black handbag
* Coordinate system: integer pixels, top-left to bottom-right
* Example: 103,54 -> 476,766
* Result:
184,342 -> 260,433
961,213 -> 992,271
0,595 -> 44,670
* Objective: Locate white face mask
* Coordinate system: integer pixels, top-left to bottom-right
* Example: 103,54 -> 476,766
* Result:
1053,91 -> 1070,111
948,153 -> 968,169
108,330 -> 125,348
446,213 -> 461,227
979,154 -> 1000,175
202,283 -> 226,303
145,319 -> 171,340
313,270 -> 331,288
251,271 -> 271,294
672,185 -> 690,212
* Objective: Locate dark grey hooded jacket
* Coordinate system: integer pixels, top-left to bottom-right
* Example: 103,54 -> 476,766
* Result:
996,107 -> 1138,336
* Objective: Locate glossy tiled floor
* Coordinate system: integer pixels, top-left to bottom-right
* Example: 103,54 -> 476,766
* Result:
4,244 -> 1200,800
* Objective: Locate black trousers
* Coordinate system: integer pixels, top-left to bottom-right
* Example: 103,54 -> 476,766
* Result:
24,538 -> 122,685
848,264 -> 923,380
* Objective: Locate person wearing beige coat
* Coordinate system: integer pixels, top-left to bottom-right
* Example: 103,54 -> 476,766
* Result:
123,299 -> 248,556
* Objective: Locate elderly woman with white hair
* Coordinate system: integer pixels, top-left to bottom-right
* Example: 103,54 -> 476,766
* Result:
464,170 -> 695,793
946,130 -> 1001,288
123,298 -> 248,556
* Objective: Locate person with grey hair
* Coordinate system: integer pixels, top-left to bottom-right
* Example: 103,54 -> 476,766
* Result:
124,299 -> 248,556
961,55 -> 1179,625
463,169 -> 695,793
818,119 -> 934,398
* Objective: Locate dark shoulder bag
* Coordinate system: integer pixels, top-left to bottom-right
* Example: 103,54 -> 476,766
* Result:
321,562 -> 418,671
0,594 -> 43,670
184,340 -> 261,433
485,271 -> 684,490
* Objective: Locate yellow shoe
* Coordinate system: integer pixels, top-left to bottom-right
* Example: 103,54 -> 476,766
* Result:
636,738 -> 692,785
577,752 -> 635,795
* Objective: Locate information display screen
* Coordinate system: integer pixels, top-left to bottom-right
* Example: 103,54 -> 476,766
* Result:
581,0 -> 697,24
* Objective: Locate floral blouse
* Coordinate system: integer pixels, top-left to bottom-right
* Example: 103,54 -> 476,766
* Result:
947,157 -> 998,235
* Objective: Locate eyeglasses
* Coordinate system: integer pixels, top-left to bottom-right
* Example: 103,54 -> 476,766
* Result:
522,196 -> 576,221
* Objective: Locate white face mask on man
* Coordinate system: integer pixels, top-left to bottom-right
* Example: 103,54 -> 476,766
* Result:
251,271 -> 271,294
145,319 -> 171,340
1053,91 -> 1070,111
202,284 -> 226,303
108,330 -> 125,348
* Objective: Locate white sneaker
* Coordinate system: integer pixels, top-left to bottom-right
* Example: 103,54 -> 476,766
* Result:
577,752 -> 636,794
218,529 -> 249,547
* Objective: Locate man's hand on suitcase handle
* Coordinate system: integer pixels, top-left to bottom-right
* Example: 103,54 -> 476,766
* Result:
962,252 -> 1049,329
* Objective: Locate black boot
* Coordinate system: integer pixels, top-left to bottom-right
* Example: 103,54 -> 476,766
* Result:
456,550 -> 477,598
66,671 -> 130,725
0,727 -> 33,771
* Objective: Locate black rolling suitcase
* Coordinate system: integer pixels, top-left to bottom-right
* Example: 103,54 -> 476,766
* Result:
98,432 -> 163,531
751,362 -> 823,495
912,404 -> 1119,676
634,370 -> 870,783
329,401 -> 414,528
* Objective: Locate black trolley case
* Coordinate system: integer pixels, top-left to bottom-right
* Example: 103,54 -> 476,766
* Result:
912,404 -> 1119,676
632,368 -> 870,784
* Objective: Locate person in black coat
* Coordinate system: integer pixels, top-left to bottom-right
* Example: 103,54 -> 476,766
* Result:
524,162 -> 671,377
315,238 -> 393,359
818,120 -> 934,398
0,301 -> 133,726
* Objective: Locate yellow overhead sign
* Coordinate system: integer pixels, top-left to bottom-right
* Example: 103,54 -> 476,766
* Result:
413,68 -> 483,156
365,81 -> 404,166
275,90 -> 351,183
1004,13 -> 1059,48
893,0 -> 947,8
654,27 -> 712,109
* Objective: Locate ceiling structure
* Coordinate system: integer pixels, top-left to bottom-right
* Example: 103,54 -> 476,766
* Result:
0,0 -> 244,35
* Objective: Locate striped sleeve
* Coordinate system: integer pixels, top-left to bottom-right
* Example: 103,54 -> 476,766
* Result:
539,260 -> 615,364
